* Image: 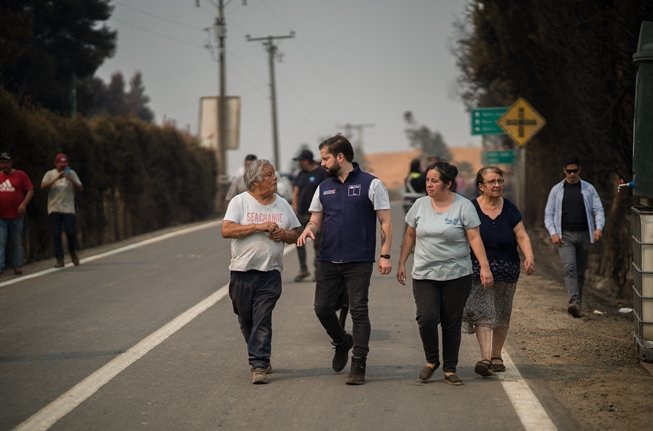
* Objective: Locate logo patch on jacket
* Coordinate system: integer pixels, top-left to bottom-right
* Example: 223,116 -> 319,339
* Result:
348,185 -> 361,196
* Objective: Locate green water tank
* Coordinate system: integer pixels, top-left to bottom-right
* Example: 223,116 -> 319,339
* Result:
633,21 -> 653,200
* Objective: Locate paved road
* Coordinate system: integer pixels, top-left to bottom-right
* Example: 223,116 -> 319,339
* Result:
0,205 -> 573,430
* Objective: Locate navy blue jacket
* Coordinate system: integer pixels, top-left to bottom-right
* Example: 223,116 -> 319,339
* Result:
318,164 -> 377,263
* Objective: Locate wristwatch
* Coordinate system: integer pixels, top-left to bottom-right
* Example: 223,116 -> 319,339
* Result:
380,254 -> 391,259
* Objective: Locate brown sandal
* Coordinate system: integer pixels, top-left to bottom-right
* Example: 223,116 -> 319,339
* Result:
490,357 -> 505,372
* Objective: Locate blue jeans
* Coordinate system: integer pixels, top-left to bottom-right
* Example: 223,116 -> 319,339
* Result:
229,270 -> 282,369
0,217 -> 25,271
412,275 -> 472,373
314,261 -> 373,359
558,230 -> 590,305
50,212 -> 78,259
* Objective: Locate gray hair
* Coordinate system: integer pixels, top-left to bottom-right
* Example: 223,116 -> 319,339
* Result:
475,166 -> 504,189
243,159 -> 274,190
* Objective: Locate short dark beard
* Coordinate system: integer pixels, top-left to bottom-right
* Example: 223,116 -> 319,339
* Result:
327,165 -> 340,177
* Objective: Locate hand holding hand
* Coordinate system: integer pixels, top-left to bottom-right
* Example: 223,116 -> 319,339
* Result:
259,222 -> 278,233
268,226 -> 286,242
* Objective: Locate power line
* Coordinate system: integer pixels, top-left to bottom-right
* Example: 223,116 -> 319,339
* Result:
115,1 -> 199,30
112,17 -> 203,49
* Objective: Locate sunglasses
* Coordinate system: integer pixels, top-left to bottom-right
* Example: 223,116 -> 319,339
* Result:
565,168 -> 579,174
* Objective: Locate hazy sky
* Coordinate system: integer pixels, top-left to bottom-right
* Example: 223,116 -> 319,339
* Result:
97,0 -> 479,176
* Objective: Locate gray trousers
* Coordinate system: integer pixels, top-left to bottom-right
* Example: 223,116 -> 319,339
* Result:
558,230 -> 590,305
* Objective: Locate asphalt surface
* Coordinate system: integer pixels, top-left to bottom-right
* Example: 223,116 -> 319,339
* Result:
0,204 -> 574,430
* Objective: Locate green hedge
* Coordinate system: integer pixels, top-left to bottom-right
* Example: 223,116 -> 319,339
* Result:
0,89 -> 217,262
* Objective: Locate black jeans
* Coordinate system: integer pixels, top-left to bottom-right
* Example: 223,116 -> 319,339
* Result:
49,212 -> 77,259
412,275 -> 472,373
314,261 -> 373,359
229,270 -> 282,369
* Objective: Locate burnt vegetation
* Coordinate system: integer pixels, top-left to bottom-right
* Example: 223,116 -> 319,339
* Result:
454,0 -> 653,297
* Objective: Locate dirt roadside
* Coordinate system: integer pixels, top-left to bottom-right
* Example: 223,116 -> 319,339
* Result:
507,241 -> 653,430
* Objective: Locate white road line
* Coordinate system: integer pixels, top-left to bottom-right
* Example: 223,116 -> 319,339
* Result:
498,351 -> 558,430
0,220 -> 222,288
14,286 -> 230,431
9,218 -> 556,430
13,241 -> 297,431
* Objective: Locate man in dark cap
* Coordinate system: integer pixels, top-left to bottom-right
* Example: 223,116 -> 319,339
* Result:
291,149 -> 328,282
0,152 -> 34,275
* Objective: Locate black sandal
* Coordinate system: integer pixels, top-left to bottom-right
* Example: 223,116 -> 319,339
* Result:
474,359 -> 494,376
490,357 -> 505,372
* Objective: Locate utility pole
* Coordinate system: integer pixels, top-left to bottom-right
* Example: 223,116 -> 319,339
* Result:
338,123 -> 375,151
198,0 -> 242,213
246,32 -> 295,169
216,0 -> 228,213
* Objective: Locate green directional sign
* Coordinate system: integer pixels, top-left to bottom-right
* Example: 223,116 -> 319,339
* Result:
471,107 -> 507,136
483,149 -> 516,165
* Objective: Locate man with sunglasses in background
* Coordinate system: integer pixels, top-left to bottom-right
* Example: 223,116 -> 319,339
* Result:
544,156 -> 604,318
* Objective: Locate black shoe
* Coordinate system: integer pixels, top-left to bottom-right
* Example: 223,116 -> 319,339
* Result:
418,361 -> 440,381
567,303 -> 581,318
71,253 -> 80,266
443,372 -> 463,386
54,259 -> 64,268
294,269 -> 310,282
346,356 -> 366,385
474,359 -> 494,377
332,333 -> 354,372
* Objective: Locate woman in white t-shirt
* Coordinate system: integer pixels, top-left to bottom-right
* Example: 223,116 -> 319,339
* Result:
222,159 -> 300,384
397,160 -> 493,386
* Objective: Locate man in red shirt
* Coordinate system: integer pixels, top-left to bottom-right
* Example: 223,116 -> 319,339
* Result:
0,152 -> 33,275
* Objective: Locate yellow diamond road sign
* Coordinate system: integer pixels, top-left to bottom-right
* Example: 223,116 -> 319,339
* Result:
497,97 -> 546,146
